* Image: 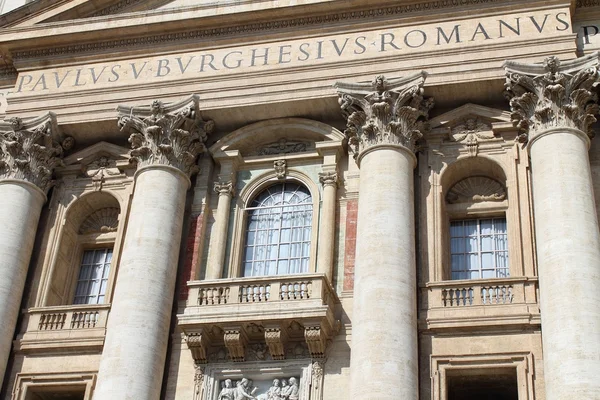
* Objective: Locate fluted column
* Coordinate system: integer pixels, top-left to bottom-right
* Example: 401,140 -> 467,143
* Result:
317,171 -> 338,280
0,115 -> 64,389
205,180 -> 234,279
335,74 -> 433,399
505,54 -> 600,399
93,97 -> 213,400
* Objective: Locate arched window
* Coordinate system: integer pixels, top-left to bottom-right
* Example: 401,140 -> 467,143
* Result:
243,182 -> 312,277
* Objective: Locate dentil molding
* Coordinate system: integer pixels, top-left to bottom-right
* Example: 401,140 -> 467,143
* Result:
334,73 -> 434,158
504,53 -> 600,145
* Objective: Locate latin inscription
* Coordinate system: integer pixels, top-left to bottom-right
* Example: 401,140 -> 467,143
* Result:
14,10 -> 570,94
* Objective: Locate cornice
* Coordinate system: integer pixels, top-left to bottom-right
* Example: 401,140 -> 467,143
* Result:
11,0 -> 505,61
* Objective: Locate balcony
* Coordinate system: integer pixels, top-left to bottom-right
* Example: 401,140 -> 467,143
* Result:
16,304 -> 110,352
421,277 -> 540,330
178,273 -> 339,362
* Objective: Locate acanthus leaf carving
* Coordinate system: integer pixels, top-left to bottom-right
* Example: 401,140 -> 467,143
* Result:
334,73 -> 433,159
504,54 -> 600,145
0,114 -> 64,193
117,95 -> 214,176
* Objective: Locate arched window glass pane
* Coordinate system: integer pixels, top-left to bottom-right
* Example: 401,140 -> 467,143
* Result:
243,183 -> 312,276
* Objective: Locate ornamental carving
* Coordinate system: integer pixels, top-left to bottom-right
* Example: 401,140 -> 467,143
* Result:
318,172 -> 338,187
504,54 -> 600,145
85,156 -> 121,191
265,327 -> 289,361
217,376 -> 300,400
258,139 -> 311,156
117,95 -> 214,176
334,73 -> 434,158
274,159 -> 287,179
446,176 -> 506,204
449,117 -> 495,157
223,328 -> 248,362
214,180 -> 234,196
79,207 -> 120,234
0,114 -> 65,193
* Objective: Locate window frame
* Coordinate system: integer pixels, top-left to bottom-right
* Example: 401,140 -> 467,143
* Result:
72,246 -> 114,305
449,216 -> 509,280
242,182 -> 314,277
66,231 -> 119,306
445,201 -> 510,281
227,170 -> 321,278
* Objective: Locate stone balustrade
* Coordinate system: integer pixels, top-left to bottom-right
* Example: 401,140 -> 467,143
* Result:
179,273 -> 339,362
422,277 -> 540,329
16,304 -> 110,352
195,276 -> 319,306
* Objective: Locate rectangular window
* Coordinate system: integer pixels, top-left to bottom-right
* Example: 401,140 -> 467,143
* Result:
450,218 -> 508,280
73,248 -> 112,304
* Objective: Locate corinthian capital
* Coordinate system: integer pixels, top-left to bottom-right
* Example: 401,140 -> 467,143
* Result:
504,53 -> 600,145
334,72 -> 434,159
117,95 -> 214,176
0,113 -> 65,193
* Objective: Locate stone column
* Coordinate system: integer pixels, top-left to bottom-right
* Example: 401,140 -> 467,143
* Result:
334,73 -> 433,399
504,54 -> 600,399
205,180 -> 234,279
0,115 -> 64,390
93,97 -> 213,400
317,171 -> 338,281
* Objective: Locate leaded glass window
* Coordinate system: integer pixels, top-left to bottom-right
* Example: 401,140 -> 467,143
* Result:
450,218 -> 509,280
243,183 -> 312,276
73,248 -> 112,304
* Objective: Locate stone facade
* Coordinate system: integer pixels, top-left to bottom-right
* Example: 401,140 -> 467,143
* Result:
0,1 -> 599,400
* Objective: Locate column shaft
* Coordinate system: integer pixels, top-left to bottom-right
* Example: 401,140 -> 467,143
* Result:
205,190 -> 233,279
529,129 -> 600,399
93,166 -> 188,400
0,181 -> 45,390
317,181 -> 337,280
350,146 -> 418,399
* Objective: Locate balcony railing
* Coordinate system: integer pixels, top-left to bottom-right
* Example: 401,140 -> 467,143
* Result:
178,273 -> 339,362
422,277 -> 540,329
16,304 -> 110,352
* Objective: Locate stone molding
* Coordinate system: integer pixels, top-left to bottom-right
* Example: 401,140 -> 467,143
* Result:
223,328 -> 249,362
504,53 -> 600,145
334,73 -> 434,159
0,113 -> 67,193
318,171 -> 338,187
257,139 -> 311,156
12,0 -> 501,61
117,95 -> 214,177
213,180 -> 234,197
79,207 -> 120,234
264,326 -> 289,361
186,332 -> 212,364
446,176 -> 506,204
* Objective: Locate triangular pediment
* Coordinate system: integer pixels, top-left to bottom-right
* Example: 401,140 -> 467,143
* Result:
429,104 -> 512,130
63,141 -> 130,167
